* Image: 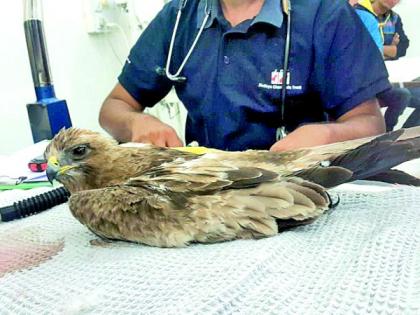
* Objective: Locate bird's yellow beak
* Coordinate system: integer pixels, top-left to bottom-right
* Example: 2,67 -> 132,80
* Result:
46,156 -> 76,184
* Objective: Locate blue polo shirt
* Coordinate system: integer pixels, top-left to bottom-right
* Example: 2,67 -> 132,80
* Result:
119,0 -> 390,151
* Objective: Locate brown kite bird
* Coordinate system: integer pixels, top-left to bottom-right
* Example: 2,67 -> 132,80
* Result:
45,127 -> 420,247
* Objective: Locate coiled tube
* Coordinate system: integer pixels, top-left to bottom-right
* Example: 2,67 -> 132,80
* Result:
0,187 -> 70,222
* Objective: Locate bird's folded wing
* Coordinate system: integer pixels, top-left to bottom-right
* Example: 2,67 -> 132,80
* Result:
68,160 -> 285,237
125,158 -> 331,222
68,161 -> 331,246
127,157 -> 282,191
127,162 -> 331,228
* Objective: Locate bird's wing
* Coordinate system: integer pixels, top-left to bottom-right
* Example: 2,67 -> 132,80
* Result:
69,159 -> 331,247
68,184 -> 195,246
194,128 -> 420,187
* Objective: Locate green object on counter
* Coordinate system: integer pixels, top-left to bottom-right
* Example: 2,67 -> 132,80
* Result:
0,182 -> 52,191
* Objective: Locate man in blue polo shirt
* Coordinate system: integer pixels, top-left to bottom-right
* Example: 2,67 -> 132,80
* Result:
99,0 -> 389,152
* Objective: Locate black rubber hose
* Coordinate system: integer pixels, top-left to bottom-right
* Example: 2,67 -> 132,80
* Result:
0,187 -> 70,222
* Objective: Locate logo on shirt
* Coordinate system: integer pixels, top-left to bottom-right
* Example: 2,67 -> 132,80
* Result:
258,68 -> 302,92
271,69 -> 289,85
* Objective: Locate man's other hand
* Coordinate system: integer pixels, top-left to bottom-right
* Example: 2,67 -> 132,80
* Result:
130,114 -> 183,147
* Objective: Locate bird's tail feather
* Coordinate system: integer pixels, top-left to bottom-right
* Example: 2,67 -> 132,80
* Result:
363,169 -> 420,186
332,130 -> 420,182
295,128 -> 420,188
220,178 -> 330,237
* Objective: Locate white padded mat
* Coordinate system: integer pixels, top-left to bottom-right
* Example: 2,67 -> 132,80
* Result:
0,185 -> 419,315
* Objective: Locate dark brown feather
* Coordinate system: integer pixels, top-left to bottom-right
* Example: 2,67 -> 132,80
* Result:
364,169 -> 420,186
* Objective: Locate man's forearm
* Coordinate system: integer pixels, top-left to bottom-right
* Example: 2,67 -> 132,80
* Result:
271,116 -> 384,151
383,45 -> 397,59
322,113 -> 385,143
305,98 -> 386,145
270,99 -> 385,152
99,98 -> 143,142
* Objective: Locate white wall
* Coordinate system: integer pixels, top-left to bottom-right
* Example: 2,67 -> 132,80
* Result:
394,0 -> 420,58
0,0 -> 178,155
1,1 -> 113,154
0,0 -> 419,155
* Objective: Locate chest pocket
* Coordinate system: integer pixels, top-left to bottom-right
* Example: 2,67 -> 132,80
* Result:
243,34 -> 322,131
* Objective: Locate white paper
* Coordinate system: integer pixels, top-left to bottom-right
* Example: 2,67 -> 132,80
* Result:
0,140 -> 49,183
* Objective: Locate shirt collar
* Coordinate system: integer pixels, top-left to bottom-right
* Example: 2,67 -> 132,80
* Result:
252,0 -> 284,28
196,0 -> 284,29
196,0 -> 220,29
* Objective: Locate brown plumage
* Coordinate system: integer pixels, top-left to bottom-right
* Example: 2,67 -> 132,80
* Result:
44,127 -> 420,247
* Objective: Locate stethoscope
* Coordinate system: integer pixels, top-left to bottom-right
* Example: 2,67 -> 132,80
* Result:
157,0 -> 292,140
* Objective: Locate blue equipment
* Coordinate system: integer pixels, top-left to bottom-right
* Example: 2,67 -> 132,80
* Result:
24,0 -> 72,143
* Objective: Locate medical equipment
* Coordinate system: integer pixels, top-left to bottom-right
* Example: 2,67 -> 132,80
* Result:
160,0 -> 210,83
156,0 -> 292,140
24,0 -> 72,143
278,0 -> 291,140
0,186 -> 69,222
28,155 -> 48,172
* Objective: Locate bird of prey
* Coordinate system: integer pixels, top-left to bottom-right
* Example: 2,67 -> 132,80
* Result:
45,127 -> 420,247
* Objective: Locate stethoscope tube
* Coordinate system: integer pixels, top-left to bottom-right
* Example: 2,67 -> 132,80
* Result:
278,0 -> 292,139
164,0 -> 211,82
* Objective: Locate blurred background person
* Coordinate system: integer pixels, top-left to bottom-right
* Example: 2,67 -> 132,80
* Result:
371,0 -> 409,60
353,0 -> 419,130
371,0 -> 420,128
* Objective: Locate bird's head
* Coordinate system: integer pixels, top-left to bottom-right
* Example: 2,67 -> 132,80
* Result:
44,128 -> 119,193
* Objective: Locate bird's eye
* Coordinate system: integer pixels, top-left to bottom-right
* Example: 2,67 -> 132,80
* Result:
71,145 -> 88,159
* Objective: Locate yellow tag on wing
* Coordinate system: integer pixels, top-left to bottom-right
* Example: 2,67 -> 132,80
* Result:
173,146 -> 223,155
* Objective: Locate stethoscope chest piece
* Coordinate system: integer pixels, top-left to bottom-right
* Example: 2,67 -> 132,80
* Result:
276,126 -> 288,140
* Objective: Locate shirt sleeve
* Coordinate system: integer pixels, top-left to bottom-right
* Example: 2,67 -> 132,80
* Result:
395,15 -> 410,59
118,2 -> 176,107
311,1 -> 391,119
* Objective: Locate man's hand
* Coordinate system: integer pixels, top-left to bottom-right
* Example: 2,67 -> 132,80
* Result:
130,113 -> 183,147
99,83 -> 183,147
383,33 -> 400,59
391,33 -> 400,46
270,124 -> 331,152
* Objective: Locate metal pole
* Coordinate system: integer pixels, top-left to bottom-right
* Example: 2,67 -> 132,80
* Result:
23,0 -> 72,142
